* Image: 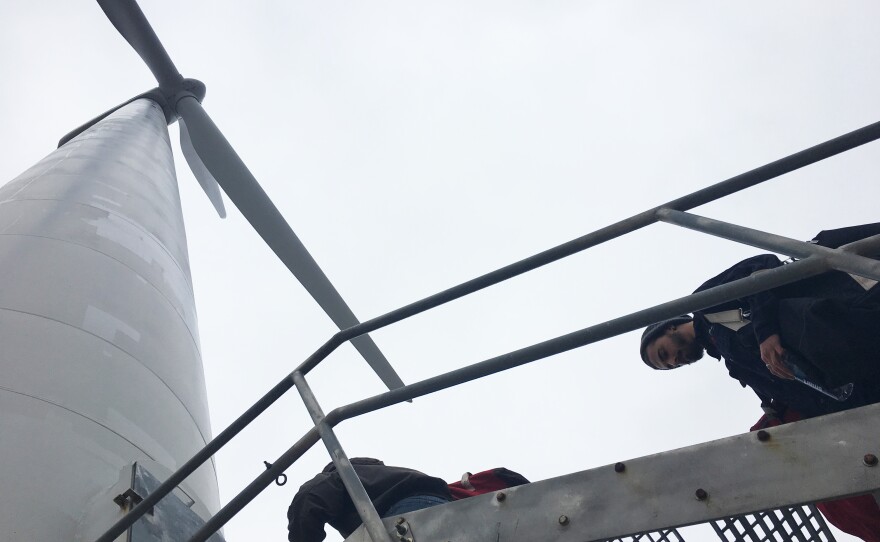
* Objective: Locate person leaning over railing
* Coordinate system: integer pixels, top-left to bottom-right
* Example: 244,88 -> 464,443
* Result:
287,457 -> 452,542
638,224 -> 880,542
639,223 -> 880,421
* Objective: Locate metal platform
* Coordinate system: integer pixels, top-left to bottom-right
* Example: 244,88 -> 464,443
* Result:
342,403 -> 878,541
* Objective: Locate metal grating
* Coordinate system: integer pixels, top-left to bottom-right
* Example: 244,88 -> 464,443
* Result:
711,505 -> 836,542
606,528 -> 686,542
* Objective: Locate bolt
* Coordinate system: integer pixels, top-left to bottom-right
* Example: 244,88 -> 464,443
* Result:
756,430 -> 771,442
614,462 -> 626,473
558,515 -> 570,526
695,488 -> 709,501
395,523 -> 408,535
496,491 -> 506,502
864,454 -> 878,466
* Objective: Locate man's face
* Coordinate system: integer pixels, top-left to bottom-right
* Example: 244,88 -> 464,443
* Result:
645,327 -> 704,370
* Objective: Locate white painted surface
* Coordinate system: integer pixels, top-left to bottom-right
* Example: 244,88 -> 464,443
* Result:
0,100 -> 219,541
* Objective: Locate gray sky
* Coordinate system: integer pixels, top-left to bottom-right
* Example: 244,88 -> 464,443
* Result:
3,1 -> 880,540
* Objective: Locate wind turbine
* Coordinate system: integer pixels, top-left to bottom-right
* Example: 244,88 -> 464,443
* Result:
78,0 -> 404,392
0,1 -> 403,540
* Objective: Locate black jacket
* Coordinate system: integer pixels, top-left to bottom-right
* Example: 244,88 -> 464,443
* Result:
692,224 -> 880,418
287,458 -> 452,542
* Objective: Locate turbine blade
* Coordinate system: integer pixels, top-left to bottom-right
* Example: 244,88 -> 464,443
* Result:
96,0 -> 182,89
175,96 -> 405,391
179,118 -> 226,218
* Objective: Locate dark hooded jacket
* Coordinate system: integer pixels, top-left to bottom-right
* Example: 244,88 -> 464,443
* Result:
692,224 -> 880,418
287,458 -> 451,542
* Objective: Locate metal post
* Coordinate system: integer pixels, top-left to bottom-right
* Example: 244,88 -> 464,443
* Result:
293,372 -> 395,542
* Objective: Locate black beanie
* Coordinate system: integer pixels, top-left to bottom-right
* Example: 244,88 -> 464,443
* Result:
639,316 -> 693,366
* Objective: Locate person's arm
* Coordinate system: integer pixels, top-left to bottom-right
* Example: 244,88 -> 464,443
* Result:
288,491 -> 332,542
737,256 -> 796,379
287,476 -> 349,542
698,254 -> 793,379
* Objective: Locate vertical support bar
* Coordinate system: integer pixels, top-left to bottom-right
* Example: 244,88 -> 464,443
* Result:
292,372 -> 394,542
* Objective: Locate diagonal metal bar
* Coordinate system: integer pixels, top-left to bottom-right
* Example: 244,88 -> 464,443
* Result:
293,371 -> 395,542
187,426 -> 321,542
807,504 -> 837,542
94,377 -> 296,542
790,506 -> 825,541
326,257 -> 829,425
788,507 -> 811,540
778,508 -> 810,542
655,209 -> 880,281
839,233 -> 880,256
294,119 -> 880,376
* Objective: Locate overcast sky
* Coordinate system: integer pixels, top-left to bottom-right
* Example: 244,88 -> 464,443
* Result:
3,1 -> 880,541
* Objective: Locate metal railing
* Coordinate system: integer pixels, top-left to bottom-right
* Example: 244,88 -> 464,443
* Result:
96,119 -> 880,542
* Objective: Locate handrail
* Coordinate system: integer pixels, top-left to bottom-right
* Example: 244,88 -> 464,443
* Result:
95,118 -> 880,542
190,231 -> 880,542
190,241 -> 880,541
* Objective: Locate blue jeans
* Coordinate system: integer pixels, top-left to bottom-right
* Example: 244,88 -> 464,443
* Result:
383,495 -> 449,517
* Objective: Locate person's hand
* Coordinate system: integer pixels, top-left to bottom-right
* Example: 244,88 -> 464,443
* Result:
760,334 -> 794,380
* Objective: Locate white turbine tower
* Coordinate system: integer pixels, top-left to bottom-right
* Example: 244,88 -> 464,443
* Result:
0,0 -> 403,540
0,99 -> 222,540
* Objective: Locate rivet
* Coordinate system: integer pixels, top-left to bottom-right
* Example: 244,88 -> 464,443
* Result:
496,491 -> 506,502
558,515 -> 570,526
756,430 -> 770,442
864,454 -> 878,467
695,488 -> 709,501
614,462 -> 626,473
